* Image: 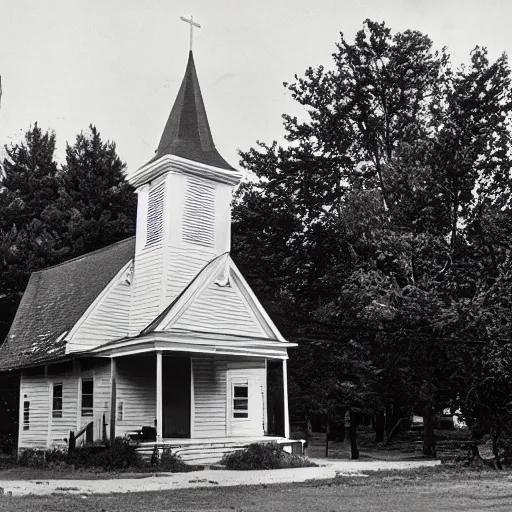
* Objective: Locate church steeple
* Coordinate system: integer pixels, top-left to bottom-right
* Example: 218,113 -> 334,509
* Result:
149,51 -> 234,171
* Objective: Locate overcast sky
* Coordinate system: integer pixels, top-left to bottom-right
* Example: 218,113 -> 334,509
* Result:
0,0 -> 510,173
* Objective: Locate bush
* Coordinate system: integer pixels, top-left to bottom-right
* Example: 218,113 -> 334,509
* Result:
17,448 -> 67,468
221,442 -> 317,470
0,432 -> 16,455
68,438 -> 142,470
158,447 -> 196,472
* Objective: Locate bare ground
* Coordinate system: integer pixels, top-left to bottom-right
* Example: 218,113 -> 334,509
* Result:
1,467 -> 512,512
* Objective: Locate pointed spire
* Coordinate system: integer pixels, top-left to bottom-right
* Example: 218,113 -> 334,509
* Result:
150,51 -> 234,171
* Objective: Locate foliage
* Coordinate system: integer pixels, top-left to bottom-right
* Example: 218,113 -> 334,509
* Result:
0,124 -> 64,340
17,448 -> 67,468
158,448 -> 196,472
0,124 -> 136,342
232,18 -> 512,459
220,443 -> 316,470
57,125 -> 136,258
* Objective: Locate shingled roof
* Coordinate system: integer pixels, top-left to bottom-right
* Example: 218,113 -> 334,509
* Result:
149,51 -> 234,171
0,237 -> 135,372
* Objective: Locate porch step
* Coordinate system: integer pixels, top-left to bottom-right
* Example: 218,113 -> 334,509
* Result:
136,439 -> 275,465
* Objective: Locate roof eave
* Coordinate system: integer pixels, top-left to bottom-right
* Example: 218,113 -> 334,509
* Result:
127,153 -> 242,189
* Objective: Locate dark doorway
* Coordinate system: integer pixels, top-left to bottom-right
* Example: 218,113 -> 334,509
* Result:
162,356 -> 191,438
266,361 -> 284,437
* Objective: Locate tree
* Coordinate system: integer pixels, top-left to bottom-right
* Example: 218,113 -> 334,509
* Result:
0,124 -> 64,341
233,19 -> 512,457
58,125 -> 136,257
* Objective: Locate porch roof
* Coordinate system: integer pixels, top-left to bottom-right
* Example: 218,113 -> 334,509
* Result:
88,329 -> 296,359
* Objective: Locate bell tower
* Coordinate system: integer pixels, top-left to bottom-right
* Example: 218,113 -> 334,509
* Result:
126,50 -> 242,335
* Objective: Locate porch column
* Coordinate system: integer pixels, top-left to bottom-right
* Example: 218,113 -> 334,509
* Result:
156,351 -> 163,442
282,358 -> 290,439
110,358 -> 117,442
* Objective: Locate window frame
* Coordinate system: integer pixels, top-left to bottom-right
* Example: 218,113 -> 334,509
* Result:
231,380 -> 249,420
23,400 -> 30,431
117,400 -> 124,421
81,377 -> 94,417
52,382 -> 63,419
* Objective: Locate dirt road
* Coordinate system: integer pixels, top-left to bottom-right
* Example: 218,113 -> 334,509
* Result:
1,470 -> 512,511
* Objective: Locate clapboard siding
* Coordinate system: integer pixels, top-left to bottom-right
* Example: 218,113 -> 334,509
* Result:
192,357 -> 227,438
18,372 -> 51,449
129,246 -> 164,334
47,366 -> 79,449
18,359 -> 112,449
174,278 -> 266,337
115,356 -> 156,436
165,246 -> 216,306
67,267 -> 132,352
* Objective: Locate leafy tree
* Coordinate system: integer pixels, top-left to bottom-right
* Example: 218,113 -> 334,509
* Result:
0,124 -> 64,341
58,125 -> 136,257
233,19 -> 512,457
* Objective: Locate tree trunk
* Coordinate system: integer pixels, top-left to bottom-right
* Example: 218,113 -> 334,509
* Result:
325,420 -> 330,458
306,416 -> 313,438
385,404 -> 393,435
305,415 -> 312,455
349,410 -> 359,460
422,405 -> 436,457
375,411 -> 385,443
492,421 -> 503,470
451,192 -> 459,250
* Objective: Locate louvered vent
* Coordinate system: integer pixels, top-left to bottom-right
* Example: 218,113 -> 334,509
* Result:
145,182 -> 165,247
183,176 -> 215,247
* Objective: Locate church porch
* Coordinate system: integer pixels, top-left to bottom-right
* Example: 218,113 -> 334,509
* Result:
102,338 -> 293,449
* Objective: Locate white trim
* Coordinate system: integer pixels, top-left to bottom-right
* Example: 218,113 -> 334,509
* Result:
190,357 -> 195,439
66,260 -> 134,352
283,359 -> 290,439
156,351 -> 163,442
87,332 -> 295,358
18,373 -> 24,447
75,361 -> 81,431
46,374 -> 51,448
229,258 -> 286,342
88,344 -> 289,360
127,153 -> 243,189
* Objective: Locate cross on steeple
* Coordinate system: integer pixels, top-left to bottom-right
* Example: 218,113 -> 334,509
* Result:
180,15 -> 201,51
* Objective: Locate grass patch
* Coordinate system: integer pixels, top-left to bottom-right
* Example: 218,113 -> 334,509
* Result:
221,442 -> 317,470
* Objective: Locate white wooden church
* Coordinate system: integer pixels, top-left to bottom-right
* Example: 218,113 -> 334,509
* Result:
0,40 -> 297,462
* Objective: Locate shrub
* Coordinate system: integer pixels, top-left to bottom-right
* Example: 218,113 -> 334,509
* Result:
68,438 -> 142,470
158,447 -> 196,472
96,438 -> 142,470
17,448 -> 46,468
0,432 -> 16,455
221,442 -> 317,470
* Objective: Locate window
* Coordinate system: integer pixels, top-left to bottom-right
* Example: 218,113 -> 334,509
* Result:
117,401 -> 123,421
81,378 -> 93,417
146,182 -> 165,247
233,382 -> 249,419
182,176 -> 215,247
52,383 -> 63,418
23,401 -> 30,430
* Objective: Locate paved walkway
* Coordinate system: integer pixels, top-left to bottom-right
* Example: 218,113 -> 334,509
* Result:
0,459 -> 440,496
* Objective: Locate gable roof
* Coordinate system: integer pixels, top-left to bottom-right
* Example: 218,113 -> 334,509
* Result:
142,253 -> 285,342
0,237 -> 136,371
149,51 -> 234,171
